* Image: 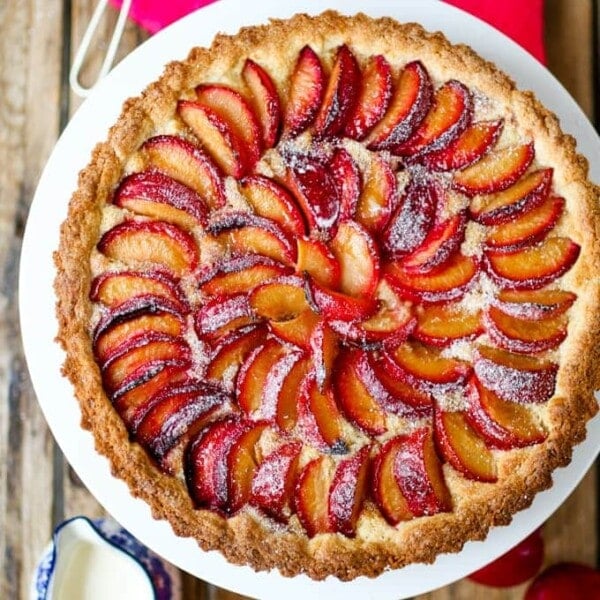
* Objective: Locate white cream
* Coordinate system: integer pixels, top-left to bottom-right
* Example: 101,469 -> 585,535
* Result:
47,518 -> 155,600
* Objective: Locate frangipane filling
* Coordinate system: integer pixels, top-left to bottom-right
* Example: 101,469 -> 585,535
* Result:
89,43 -> 579,538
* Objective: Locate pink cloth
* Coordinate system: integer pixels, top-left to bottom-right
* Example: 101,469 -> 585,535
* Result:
444,0 -> 546,63
108,0 -> 546,64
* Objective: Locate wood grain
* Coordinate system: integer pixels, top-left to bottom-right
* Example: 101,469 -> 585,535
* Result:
0,1 -> 63,599
545,0 -> 595,119
0,2 -> 596,600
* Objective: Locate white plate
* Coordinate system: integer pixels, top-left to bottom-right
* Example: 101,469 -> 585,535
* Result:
19,1 -> 600,598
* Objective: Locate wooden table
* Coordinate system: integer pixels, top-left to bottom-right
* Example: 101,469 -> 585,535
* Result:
1,1 -> 597,598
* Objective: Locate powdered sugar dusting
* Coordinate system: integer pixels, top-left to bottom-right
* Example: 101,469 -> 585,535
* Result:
472,89 -> 500,120
184,317 -> 211,374
341,138 -> 374,173
474,357 -> 557,404
438,190 -> 470,220
458,272 -> 497,314
259,351 -> 302,420
441,339 -> 475,363
256,148 -> 285,178
461,221 -> 487,257
224,177 -> 250,211
251,448 -> 290,499
384,178 -> 436,255
329,464 -> 358,521
431,385 -> 468,412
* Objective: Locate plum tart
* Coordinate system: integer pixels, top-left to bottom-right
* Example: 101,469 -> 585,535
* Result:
55,11 -> 600,580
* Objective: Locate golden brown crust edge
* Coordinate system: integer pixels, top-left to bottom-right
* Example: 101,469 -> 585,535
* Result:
53,11 -> 600,581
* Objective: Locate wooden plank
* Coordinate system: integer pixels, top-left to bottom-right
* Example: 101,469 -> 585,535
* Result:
595,0 -> 599,127
211,590 -> 254,600
0,1 -> 64,598
545,0 -> 595,119
68,1 -> 151,114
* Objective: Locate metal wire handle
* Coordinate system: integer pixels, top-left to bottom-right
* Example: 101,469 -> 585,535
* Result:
69,0 -> 133,97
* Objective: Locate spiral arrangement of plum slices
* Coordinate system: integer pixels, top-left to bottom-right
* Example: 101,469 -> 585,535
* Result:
90,44 -> 580,537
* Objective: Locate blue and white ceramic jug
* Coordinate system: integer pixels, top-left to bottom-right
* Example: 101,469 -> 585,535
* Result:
32,516 -> 180,600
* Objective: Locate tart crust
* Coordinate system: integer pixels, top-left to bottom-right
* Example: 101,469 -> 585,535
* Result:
54,11 -> 600,581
